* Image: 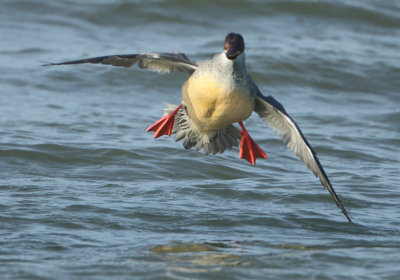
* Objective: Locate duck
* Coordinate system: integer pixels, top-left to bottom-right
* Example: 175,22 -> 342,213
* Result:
44,33 -> 352,222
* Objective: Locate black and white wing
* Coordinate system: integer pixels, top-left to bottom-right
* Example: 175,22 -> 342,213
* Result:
43,52 -> 198,74
253,90 -> 352,222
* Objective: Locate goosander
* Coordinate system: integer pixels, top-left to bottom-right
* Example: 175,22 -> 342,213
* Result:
44,33 -> 352,222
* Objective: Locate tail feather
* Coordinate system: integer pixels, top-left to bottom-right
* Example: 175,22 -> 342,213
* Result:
163,104 -> 241,155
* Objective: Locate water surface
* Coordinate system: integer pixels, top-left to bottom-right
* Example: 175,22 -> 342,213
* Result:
1,0 -> 399,279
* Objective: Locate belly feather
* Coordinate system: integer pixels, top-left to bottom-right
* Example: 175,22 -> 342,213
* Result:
182,76 -> 253,132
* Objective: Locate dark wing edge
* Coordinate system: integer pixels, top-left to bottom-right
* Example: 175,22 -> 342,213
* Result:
253,90 -> 352,223
42,52 -> 198,74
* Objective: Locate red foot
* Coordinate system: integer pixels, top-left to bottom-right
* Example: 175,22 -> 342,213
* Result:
146,104 -> 183,139
238,121 -> 267,165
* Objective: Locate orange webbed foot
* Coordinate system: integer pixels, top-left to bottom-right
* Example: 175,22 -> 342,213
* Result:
146,104 -> 183,139
238,121 -> 267,165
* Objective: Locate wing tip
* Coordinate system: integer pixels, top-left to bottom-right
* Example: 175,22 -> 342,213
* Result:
338,200 -> 353,223
40,61 -> 57,67
345,213 -> 353,223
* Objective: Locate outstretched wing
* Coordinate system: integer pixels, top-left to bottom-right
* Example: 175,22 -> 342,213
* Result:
43,52 -> 198,74
253,90 -> 352,222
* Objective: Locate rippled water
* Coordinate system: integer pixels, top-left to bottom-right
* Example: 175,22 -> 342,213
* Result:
1,0 -> 400,279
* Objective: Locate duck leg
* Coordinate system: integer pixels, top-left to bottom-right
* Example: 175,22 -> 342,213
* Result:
146,104 -> 183,138
238,121 -> 267,165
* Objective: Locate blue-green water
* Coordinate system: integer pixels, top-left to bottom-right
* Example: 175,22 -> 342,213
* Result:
1,0 -> 399,279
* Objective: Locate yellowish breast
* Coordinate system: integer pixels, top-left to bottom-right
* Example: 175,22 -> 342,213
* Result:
182,75 -> 254,132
